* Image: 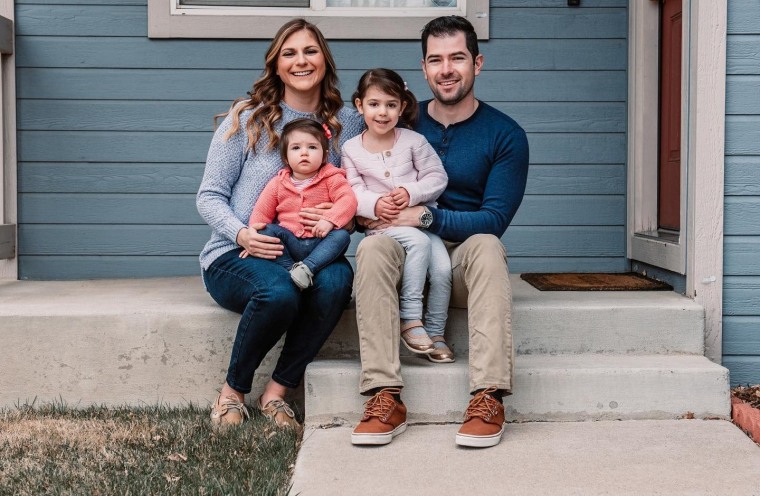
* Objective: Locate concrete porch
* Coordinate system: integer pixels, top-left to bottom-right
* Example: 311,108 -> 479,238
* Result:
0,275 -> 729,422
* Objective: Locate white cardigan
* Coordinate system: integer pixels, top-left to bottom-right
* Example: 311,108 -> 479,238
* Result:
341,128 -> 448,219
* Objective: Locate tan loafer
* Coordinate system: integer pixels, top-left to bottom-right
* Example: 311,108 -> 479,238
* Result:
258,397 -> 302,431
210,393 -> 249,427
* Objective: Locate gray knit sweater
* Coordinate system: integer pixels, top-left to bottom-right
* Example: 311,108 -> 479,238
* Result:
197,102 -> 364,270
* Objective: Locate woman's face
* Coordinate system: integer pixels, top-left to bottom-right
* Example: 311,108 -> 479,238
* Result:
276,29 -> 327,100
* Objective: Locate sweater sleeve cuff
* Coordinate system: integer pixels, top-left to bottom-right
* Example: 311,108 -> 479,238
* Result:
223,219 -> 248,244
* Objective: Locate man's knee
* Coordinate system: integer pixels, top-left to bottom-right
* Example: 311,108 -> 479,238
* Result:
356,234 -> 406,268
461,234 -> 507,260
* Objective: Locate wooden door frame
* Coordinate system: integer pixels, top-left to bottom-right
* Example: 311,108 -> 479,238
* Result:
627,0 -> 727,363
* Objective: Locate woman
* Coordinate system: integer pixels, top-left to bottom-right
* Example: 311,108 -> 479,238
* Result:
197,19 -> 363,429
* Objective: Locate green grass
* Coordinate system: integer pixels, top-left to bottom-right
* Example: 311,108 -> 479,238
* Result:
0,402 -> 300,495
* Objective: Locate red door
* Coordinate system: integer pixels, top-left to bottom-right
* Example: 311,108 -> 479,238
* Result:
658,0 -> 682,231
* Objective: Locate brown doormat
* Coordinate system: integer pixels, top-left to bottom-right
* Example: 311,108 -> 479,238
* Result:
520,272 -> 673,291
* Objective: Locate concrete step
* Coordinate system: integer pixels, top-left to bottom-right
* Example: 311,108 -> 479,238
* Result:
304,356 -> 730,424
291,421 -> 760,496
322,275 -> 705,358
0,276 -> 707,409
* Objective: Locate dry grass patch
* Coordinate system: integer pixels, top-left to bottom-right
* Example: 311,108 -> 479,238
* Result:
0,403 -> 299,495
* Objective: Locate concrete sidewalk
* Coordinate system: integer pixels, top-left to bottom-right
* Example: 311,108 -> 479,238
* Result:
290,420 -> 760,495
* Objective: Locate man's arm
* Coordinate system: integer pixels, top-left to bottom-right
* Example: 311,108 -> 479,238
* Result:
429,128 -> 529,241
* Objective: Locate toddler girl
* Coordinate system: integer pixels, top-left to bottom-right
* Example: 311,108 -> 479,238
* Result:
243,118 -> 358,290
342,68 -> 453,362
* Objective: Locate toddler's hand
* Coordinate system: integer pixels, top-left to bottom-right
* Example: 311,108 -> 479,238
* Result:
374,195 -> 400,223
312,219 -> 335,238
389,187 -> 410,209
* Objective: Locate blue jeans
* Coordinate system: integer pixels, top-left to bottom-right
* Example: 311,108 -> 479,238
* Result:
202,248 -> 353,393
259,224 -> 351,275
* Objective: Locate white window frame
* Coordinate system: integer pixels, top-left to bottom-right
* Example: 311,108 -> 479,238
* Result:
148,0 -> 489,39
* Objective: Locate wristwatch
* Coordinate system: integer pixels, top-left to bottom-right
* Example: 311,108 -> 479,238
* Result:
419,207 -> 433,229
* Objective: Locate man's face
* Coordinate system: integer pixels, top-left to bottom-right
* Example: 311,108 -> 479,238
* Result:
421,32 -> 483,106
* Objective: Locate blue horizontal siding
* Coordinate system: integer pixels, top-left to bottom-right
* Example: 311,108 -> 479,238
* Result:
17,193 -> 624,227
15,5 -> 626,40
724,237 -> 760,276
17,130 -> 626,164
724,1 -> 760,384
17,100 -> 626,133
15,1 -> 628,279
18,225 -> 624,257
17,68 -> 628,102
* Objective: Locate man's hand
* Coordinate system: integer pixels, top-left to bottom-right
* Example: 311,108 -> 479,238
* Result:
312,219 -> 335,238
374,196 -> 401,223
237,223 -> 283,259
389,187 -> 410,209
388,206 -> 424,227
299,202 -> 333,228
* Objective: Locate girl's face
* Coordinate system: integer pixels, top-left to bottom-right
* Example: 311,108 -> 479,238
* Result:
276,30 -> 327,100
285,130 -> 325,180
355,86 -> 406,138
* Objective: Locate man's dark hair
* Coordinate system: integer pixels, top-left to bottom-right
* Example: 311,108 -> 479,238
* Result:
421,15 -> 479,61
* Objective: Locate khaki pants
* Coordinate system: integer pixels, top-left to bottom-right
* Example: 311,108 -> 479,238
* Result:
354,233 -> 514,395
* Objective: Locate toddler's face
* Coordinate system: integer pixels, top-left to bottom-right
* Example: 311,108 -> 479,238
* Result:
286,129 -> 325,180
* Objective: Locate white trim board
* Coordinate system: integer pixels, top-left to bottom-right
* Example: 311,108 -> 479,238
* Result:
0,0 -> 16,280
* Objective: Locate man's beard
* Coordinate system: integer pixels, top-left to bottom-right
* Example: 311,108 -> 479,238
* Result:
431,80 -> 474,106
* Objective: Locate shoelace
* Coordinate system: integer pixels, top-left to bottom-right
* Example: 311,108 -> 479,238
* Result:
218,395 -> 250,419
362,388 -> 401,421
464,387 -> 500,422
266,399 -> 296,418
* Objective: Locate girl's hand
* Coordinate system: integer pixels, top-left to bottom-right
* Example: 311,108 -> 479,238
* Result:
299,202 -> 333,228
374,196 -> 401,223
312,219 -> 335,238
389,187 -> 410,209
236,223 -> 283,259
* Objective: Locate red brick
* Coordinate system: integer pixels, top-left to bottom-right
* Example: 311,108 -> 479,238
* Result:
732,397 -> 760,443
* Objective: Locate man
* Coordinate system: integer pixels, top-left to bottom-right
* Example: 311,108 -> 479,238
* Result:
350,15 -> 529,448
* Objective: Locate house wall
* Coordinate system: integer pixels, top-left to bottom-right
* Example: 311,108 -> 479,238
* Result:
14,0 -> 628,279
723,0 -> 760,385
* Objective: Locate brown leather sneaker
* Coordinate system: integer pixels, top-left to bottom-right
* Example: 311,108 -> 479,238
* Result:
210,393 -> 249,427
258,397 -> 302,431
455,387 -> 505,448
351,388 -> 407,445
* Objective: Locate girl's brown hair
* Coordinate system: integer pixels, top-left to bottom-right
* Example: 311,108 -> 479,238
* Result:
351,68 -> 419,128
216,19 -> 344,152
279,118 -> 329,167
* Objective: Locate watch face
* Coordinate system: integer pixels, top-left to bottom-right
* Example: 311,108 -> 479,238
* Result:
420,210 -> 433,228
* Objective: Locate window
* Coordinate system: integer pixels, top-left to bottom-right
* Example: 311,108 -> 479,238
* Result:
147,0 -> 488,39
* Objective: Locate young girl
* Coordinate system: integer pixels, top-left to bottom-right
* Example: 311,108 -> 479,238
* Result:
342,68 -> 454,363
243,118 -> 358,290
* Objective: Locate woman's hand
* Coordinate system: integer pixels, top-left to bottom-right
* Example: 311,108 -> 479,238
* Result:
312,219 -> 335,238
237,223 -> 283,259
299,202 -> 333,228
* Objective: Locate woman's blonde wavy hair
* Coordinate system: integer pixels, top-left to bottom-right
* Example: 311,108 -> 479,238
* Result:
217,19 -> 344,153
